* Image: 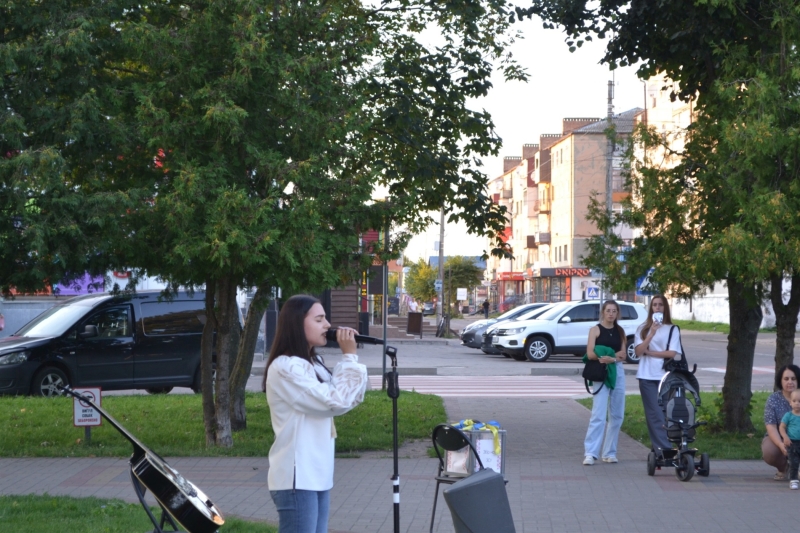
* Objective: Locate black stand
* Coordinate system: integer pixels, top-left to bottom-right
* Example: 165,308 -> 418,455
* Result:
385,345 -> 400,533
130,468 -> 184,533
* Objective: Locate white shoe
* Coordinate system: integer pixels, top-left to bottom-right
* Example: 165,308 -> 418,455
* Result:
602,456 -> 618,463
791,480 -> 799,490
583,455 -> 595,465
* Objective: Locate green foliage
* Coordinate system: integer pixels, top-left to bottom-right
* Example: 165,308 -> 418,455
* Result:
405,258 -> 437,304
0,494 -> 276,533
0,390 -> 444,457
443,256 -> 483,310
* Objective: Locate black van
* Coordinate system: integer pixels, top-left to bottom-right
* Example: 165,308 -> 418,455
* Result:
0,290 -> 209,396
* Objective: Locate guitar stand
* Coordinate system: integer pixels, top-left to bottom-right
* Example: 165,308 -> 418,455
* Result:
130,468 -> 184,533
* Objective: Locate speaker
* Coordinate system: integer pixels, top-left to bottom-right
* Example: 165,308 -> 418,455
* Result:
442,468 -> 515,533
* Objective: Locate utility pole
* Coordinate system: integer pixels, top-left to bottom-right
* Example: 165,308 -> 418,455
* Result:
437,206 -> 445,322
601,79 -> 615,307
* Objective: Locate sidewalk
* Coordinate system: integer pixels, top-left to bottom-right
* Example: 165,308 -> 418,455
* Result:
0,395 -> 791,532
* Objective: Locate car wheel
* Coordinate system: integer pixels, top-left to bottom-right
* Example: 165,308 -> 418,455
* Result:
524,336 -> 552,362
625,337 -> 639,364
32,367 -> 69,397
146,387 -> 173,394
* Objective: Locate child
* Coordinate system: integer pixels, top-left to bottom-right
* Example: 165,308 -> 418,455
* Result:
779,389 -> 800,490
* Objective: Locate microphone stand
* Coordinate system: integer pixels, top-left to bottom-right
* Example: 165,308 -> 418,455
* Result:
385,345 -> 400,533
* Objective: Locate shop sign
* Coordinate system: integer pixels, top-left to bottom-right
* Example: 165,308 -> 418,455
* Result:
538,267 -> 591,277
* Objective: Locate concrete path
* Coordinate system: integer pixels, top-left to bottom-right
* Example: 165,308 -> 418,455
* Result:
0,395 -> 790,533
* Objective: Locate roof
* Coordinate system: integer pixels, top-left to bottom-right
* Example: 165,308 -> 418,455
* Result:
573,107 -> 644,135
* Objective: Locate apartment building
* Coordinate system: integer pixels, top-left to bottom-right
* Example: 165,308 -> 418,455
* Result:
487,109 -> 644,307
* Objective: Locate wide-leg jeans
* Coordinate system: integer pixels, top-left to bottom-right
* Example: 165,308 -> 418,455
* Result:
584,362 -> 626,459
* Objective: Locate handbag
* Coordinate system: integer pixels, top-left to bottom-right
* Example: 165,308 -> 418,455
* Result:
662,325 -> 690,372
582,359 -> 607,395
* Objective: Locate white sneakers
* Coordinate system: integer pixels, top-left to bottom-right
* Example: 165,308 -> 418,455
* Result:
791,480 -> 799,490
583,455 -> 619,465
602,456 -> 618,463
582,455 -> 595,465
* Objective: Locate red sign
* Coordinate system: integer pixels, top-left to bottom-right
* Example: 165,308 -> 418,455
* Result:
497,271 -> 525,281
554,268 -> 591,277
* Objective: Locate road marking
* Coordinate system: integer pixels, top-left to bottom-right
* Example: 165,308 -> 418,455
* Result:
700,366 -> 774,375
368,375 -> 587,397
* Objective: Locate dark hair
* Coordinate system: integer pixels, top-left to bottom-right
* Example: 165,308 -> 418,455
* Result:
639,294 -> 672,339
774,364 -> 800,392
601,300 -> 626,342
262,295 -> 325,391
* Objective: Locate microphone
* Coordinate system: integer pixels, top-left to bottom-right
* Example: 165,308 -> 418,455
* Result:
325,328 -> 385,345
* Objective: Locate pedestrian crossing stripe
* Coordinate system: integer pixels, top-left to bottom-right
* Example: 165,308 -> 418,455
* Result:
701,366 -> 773,375
367,375 -> 587,398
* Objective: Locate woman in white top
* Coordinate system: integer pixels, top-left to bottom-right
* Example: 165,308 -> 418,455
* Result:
634,295 -> 681,454
263,295 -> 368,533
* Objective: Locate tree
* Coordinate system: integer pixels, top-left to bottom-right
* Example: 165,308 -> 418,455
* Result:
405,259 -> 438,304
443,256 -> 483,313
2,0 -> 520,446
528,0 -> 800,432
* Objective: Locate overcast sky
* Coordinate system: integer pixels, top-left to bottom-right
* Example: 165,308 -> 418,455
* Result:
403,18 -> 646,263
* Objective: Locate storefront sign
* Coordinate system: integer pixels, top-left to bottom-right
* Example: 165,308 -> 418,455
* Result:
497,271 -> 526,281
538,268 -> 591,277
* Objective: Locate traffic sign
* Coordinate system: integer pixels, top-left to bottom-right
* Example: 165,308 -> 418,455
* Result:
434,279 -> 443,292
586,286 -> 599,299
73,388 -> 102,427
636,268 -> 657,296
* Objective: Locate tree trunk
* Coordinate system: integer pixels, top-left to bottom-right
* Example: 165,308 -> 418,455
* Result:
201,280 -> 217,447
230,286 -> 270,431
721,277 -> 761,433
213,277 -> 237,447
770,272 -> 800,378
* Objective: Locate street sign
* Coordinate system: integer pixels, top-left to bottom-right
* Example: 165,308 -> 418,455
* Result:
456,288 -> 467,300
636,268 -> 657,296
586,286 -> 599,299
73,388 -> 102,427
434,279 -> 443,292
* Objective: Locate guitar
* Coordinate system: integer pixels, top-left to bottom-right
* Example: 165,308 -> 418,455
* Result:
60,386 -> 224,533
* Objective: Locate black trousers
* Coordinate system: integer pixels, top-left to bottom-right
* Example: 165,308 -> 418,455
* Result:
789,440 -> 800,481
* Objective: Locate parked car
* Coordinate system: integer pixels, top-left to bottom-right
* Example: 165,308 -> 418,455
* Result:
422,302 -> 435,315
490,300 -> 647,363
461,303 -> 550,350
0,290 -> 212,397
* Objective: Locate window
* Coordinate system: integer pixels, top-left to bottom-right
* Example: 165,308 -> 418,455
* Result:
564,304 -> 598,323
141,301 -> 205,336
84,307 -> 131,338
620,305 -> 639,320
564,245 -> 568,263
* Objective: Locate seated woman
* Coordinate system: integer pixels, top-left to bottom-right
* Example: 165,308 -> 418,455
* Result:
763,364 -> 800,480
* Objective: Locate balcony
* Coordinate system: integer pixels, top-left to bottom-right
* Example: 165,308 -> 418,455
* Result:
526,235 -> 537,249
536,232 -> 551,244
539,201 -> 551,214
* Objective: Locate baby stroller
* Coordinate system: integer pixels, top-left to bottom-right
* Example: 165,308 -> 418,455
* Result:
646,366 -> 710,481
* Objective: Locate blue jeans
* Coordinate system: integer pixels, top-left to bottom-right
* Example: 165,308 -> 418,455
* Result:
584,362 -> 626,459
270,489 -> 330,533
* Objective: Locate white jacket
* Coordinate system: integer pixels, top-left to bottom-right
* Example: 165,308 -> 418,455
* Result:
266,353 -> 367,491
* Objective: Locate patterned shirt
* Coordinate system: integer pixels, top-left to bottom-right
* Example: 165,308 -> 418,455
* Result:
764,390 -> 791,427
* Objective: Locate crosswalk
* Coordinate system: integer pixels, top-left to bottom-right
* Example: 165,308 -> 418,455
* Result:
368,375 -> 587,398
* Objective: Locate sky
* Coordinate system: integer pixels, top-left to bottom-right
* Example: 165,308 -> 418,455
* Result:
402,18 -> 646,263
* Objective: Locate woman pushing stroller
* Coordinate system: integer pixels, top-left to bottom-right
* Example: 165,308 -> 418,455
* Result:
634,295 -> 681,456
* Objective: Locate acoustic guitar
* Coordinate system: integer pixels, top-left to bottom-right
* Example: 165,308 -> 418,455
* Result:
60,386 -> 224,533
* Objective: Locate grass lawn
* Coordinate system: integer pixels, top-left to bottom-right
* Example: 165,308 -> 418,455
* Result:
0,494 -> 277,533
0,390 -> 446,458
578,390 -> 769,459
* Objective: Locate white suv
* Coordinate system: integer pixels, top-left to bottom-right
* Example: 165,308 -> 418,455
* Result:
490,300 -> 647,363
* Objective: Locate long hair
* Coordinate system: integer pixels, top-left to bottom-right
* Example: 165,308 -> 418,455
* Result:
601,300 -> 626,342
639,294 -> 672,339
775,364 -> 800,392
262,295 -> 323,391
